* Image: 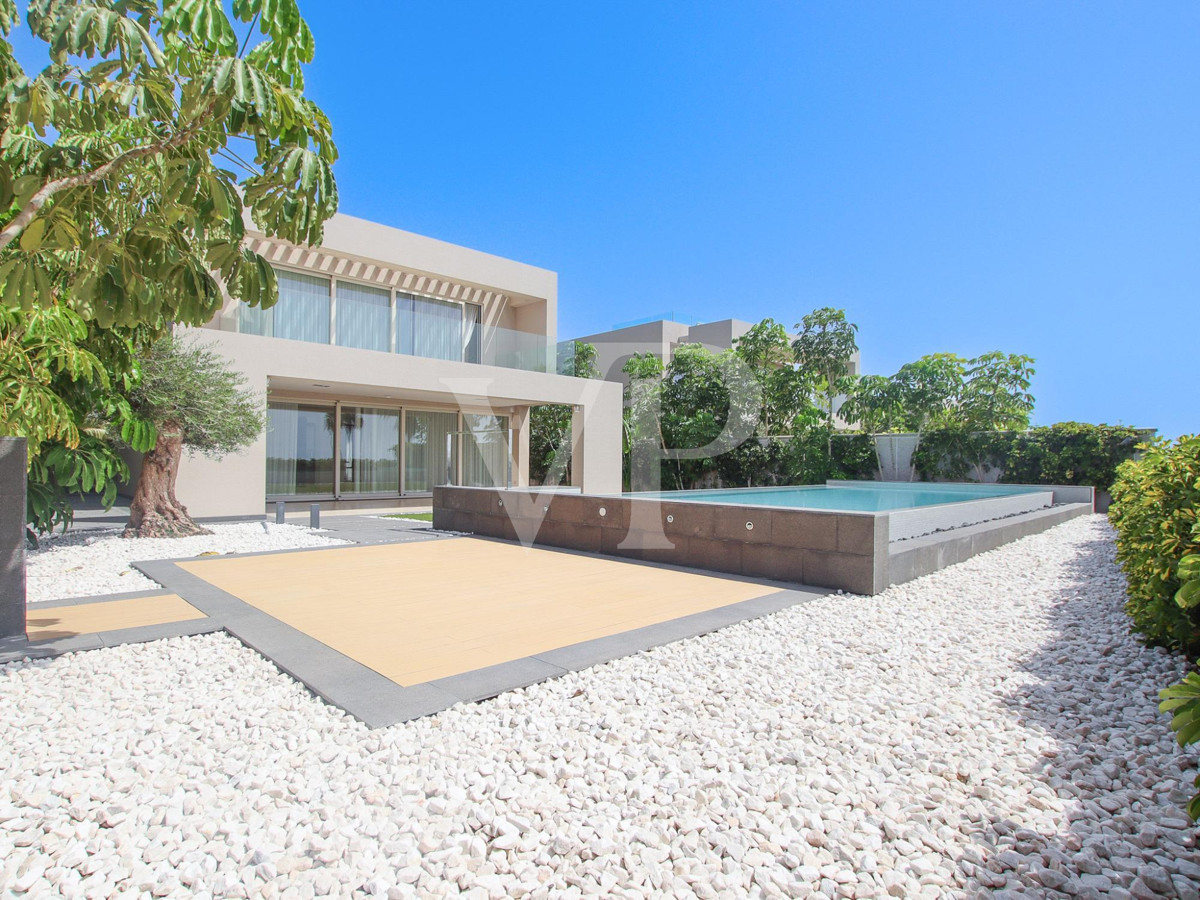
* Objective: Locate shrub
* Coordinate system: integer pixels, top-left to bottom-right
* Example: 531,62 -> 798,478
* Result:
1108,435 -> 1200,655
1002,422 -> 1145,492
912,429 -> 1013,482
829,433 -> 878,481
1159,672 -> 1200,819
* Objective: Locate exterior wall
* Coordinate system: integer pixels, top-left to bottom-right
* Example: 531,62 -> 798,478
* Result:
174,329 -> 623,517
573,320 -> 691,383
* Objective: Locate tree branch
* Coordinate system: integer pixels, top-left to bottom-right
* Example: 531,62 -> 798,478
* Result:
0,109 -> 216,253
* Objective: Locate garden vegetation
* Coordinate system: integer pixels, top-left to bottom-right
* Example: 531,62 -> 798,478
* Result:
1107,436 -> 1200,816
0,0 -> 337,538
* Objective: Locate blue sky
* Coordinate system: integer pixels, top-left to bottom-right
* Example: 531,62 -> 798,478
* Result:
12,3 -> 1199,436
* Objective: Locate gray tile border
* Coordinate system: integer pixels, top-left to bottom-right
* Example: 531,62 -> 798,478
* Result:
0,632 -> 104,663
11,522 -> 831,727
430,656 -> 570,704
27,588 -> 184,608
132,545 -> 827,728
0,615 -> 221,665
96,618 -> 220,648
531,587 -> 822,673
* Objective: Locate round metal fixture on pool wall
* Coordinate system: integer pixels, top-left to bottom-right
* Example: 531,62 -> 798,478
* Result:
666,514 -> 674,523
598,507 -> 607,517
543,506 -> 548,512
746,521 -> 754,531
498,499 -> 504,508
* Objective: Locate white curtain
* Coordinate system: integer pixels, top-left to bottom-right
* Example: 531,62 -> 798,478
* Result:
463,303 -> 482,364
462,414 -> 510,488
238,302 -> 272,336
404,410 -> 458,492
336,282 -> 391,352
266,402 -> 334,495
398,294 -> 462,361
274,270 -> 331,344
340,407 -> 400,494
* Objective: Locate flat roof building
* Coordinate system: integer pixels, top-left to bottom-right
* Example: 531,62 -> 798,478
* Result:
165,212 -> 623,518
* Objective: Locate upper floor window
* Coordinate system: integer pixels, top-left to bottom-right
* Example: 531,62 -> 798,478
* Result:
336,281 -> 391,352
240,270 -> 331,344
398,294 -> 462,362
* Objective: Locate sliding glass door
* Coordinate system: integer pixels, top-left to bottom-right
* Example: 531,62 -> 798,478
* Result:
266,403 -> 335,496
339,407 -> 400,494
462,414 -> 510,488
404,410 -> 457,492
266,402 -> 510,498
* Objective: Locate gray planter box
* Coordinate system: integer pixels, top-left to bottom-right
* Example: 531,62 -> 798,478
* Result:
0,437 -> 26,639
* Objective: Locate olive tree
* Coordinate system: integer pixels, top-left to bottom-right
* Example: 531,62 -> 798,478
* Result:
122,335 -> 264,538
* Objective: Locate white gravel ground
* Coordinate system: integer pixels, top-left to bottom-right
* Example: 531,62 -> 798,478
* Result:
2,515 -> 1198,898
24,523 -> 347,604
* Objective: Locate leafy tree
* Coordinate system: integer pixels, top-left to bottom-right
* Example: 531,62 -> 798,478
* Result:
841,354 -> 965,480
122,335 -> 265,537
960,352 -> 1036,433
529,341 -> 598,485
622,351 -> 665,491
892,353 -> 965,433
0,0 -> 338,532
791,307 -> 858,431
733,318 -> 813,437
839,374 -> 900,477
954,352 -> 1035,481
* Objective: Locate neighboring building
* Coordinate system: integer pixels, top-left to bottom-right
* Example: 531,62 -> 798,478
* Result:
169,212 -> 623,518
569,316 -> 861,384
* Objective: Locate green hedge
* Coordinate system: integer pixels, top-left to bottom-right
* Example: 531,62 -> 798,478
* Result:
1001,422 -> 1146,492
912,422 -> 1145,490
1108,435 -> 1200,655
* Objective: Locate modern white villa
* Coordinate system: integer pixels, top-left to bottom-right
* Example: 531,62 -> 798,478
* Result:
168,213 -> 624,519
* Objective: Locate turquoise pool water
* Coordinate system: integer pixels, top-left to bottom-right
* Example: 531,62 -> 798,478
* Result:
626,482 -> 1045,512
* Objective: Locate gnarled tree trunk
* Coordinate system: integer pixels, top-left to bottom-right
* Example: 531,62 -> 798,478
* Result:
123,420 -> 211,538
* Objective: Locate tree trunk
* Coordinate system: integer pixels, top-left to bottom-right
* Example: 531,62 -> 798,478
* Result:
123,421 -> 211,539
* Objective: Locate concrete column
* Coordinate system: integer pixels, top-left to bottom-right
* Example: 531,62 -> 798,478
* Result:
0,438 -> 27,640
512,406 -> 531,488
573,381 -> 624,494
570,406 -> 586,490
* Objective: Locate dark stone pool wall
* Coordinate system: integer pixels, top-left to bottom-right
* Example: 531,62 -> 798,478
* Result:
434,484 -> 1098,596
433,486 -> 888,594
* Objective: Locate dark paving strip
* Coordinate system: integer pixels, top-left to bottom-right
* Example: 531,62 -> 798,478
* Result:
0,617 -> 221,665
27,588 -> 181,608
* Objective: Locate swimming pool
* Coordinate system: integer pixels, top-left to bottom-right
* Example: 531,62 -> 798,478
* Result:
626,481 -> 1048,513
435,480 -> 1091,594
